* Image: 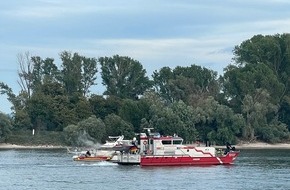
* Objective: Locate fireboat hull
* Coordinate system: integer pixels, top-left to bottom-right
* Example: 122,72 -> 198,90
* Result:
117,151 -> 239,166
140,151 -> 239,166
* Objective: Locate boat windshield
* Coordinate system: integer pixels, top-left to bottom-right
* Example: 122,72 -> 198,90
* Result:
173,140 -> 183,145
162,140 -> 172,145
149,133 -> 160,138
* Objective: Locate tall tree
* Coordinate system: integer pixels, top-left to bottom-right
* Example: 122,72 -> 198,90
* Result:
99,55 -> 152,99
232,33 -> 290,128
82,57 -> 98,96
17,52 -> 33,99
30,56 -> 60,93
223,63 -> 284,111
60,51 -> 98,97
60,51 -> 83,96
241,89 -> 288,142
153,65 -> 219,105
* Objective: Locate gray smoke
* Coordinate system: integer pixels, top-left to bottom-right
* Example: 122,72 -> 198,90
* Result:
76,130 -> 101,149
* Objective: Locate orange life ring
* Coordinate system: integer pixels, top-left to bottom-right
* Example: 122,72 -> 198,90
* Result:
143,141 -> 147,145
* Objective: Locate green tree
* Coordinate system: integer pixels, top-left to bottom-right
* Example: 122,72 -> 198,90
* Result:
241,89 -> 289,142
89,95 -> 122,119
170,101 -> 198,143
145,98 -> 196,141
141,91 -> 195,140
0,82 -> 19,112
104,114 -> 135,139
63,116 -> 106,146
82,57 -> 98,96
119,98 -> 150,133
78,115 -> 106,142
193,97 -> 245,144
152,67 -> 174,102
63,124 -> 79,146
232,33 -> 290,129
99,55 -> 152,99
153,65 -> 219,105
74,96 -> 93,121
223,63 -> 284,112
17,52 -> 34,99
27,92 -> 51,131
60,51 -> 83,96
0,113 -> 12,142
26,82 -> 76,131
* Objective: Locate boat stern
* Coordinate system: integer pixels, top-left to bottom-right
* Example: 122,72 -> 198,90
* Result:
220,151 -> 240,164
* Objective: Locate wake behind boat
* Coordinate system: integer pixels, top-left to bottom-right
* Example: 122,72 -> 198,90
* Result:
117,128 -> 240,166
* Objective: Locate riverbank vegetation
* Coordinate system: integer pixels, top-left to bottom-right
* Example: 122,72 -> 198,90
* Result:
1,33 -> 290,146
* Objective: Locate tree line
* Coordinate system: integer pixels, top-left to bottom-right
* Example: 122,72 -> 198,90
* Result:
1,33 -> 290,146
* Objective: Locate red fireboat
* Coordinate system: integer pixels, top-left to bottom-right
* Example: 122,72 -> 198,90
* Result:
117,128 -> 240,166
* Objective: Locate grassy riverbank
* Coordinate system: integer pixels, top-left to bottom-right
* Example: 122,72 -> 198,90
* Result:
0,130 -> 67,149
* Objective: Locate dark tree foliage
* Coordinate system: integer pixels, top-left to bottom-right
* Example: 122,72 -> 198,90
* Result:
99,55 -> 152,99
223,33 -> 290,141
104,114 -> 135,139
223,63 -> 284,111
60,51 -> 83,96
153,65 -> 219,105
0,113 -> 12,142
1,34 -> 290,145
118,98 -> 151,133
1,51 -> 98,132
89,95 -> 122,119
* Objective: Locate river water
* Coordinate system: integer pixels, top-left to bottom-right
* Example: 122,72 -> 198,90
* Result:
0,148 -> 290,190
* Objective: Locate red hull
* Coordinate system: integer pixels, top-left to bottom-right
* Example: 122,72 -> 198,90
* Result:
73,155 -> 111,162
140,151 -> 239,166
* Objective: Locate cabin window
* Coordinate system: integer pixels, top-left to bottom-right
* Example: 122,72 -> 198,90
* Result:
173,140 -> 182,145
162,140 -> 172,145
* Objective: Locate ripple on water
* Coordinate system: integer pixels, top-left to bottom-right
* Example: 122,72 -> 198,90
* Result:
1,149 -> 290,190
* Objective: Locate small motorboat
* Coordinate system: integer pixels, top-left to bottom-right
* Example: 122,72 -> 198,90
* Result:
72,135 -> 134,162
72,150 -> 114,162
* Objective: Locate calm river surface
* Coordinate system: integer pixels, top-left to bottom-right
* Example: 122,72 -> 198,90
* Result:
0,149 -> 290,190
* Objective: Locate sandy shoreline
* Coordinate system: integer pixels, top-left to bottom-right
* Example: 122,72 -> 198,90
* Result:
0,143 -> 66,150
234,142 -> 290,149
0,142 -> 290,150
215,142 -> 290,149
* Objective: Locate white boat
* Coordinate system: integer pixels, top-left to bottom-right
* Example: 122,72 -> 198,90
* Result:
72,135 -> 134,162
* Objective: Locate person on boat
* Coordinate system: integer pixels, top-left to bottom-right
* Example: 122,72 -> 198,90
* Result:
132,137 -> 137,146
129,146 -> 138,154
226,142 -> 232,150
224,142 -> 232,154
86,150 -> 91,157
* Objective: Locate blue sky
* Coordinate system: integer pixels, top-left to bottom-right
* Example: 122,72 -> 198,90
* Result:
1,0 -> 290,114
